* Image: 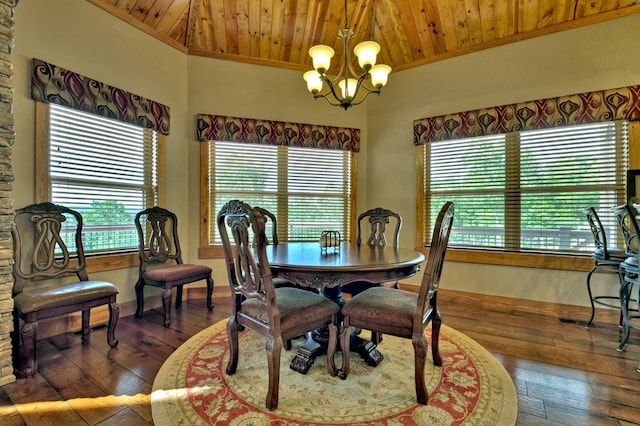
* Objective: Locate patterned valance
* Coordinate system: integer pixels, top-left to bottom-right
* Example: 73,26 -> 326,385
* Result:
196,114 -> 360,152
414,85 -> 640,145
31,58 -> 170,135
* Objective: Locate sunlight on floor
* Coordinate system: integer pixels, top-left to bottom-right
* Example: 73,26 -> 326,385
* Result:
0,392 -> 150,416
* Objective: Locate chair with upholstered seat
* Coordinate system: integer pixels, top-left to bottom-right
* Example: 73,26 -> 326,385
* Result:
134,206 -> 214,327
11,202 -> 120,377
341,207 -> 403,297
336,201 -> 454,405
341,207 -> 403,344
583,206 -> 627,327
217,200 -> 340,410
612,203 -> 640,371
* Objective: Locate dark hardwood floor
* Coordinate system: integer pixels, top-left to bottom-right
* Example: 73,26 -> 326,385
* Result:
1,289 -> 640,425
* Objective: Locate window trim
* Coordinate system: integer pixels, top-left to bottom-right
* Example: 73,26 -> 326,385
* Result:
35,101 -> 166,272
198,142 -> 358,259
416,121 -> 640,272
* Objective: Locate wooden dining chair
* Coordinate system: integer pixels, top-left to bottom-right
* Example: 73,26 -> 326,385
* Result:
342,207 -> 403,295
583,206 -> 627,327
217,200 -> 340,410
336,201 -> 454,405
11,202 -> 120,377
342,207 -> 403,343
134,206 -> 214,327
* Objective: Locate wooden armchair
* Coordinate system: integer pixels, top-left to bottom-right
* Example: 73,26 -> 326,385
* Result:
11,202 -> 119,378
217,200 -> 340,410
337,201 -> 454,405
134,206 -> 214,327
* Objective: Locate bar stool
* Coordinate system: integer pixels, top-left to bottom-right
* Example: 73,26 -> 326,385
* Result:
583,207 -> 627,327
611,203 -> 640,372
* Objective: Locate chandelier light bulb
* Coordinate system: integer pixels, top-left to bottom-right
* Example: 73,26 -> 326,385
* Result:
309,45 -> 335,74
302,0 -> 391,110
370,64 -> 392,88
303,70 -> 323,94
338,78 -> 358,99
354,41 -> 380,71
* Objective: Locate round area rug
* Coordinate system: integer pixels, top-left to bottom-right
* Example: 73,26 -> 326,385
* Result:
151,320 -> 517,425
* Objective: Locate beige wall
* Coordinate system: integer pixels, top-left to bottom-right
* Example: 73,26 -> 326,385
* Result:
366,13 -> 640,305
13,0 -> 189,304
184,56 -> 368,292
12,0 -> 640,308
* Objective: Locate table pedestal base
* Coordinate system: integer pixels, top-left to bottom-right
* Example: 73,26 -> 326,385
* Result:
290,329 -> 384,374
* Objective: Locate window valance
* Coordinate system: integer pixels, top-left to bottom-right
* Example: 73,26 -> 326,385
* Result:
413,85 -> 640,145
196,114 -> 360,152
31,58 -> 170,135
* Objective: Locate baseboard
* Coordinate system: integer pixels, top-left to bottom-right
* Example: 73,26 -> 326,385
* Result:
399,283 -> 620,325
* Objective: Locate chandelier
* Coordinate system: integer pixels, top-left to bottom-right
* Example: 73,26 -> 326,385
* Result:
303,0 -> 391,110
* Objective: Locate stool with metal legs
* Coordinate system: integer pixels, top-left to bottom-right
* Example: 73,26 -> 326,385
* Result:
617,256 -> 640,372
583,207 -> 627,327
612,203 -> 640,372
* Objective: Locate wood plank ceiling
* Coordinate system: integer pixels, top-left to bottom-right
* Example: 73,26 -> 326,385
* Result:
88,0 -> 640,74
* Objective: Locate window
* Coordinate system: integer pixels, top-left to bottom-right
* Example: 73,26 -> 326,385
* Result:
202,141 -> 354,247
36,102 -> 162,255
420,121 -> 628,255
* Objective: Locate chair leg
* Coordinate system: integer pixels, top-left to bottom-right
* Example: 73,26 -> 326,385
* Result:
81,309 -> 90,335
585,266 -> 597,327
134,278 -> 145,318
431,315 -> 443,367
11,312 -> 19,373
81,309 -> 90,343
175,285 -> 183,310
326,319 -> 338,377
225,316 -> 239,375
206,275 -> 215,311
265,335 -> 283,411
338,322 -> 351,380
161,288 -> 172,327
107,300 -> 120,348
21,321 -> 37,378
413,334 -> 428,405
618,280 -> 633,351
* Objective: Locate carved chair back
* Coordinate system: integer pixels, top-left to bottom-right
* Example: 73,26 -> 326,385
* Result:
357,207 -> 402,248
217,200 -> 276,326
416,201 -> 455,328
13,202 -> 90,295
254,206 -> 279,246
135,206 -> 184,273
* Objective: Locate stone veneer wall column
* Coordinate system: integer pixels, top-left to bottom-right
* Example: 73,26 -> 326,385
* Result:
0,0 -> 15,386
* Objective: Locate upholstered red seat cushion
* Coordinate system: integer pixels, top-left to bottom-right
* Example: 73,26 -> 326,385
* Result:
14,281 -> 119,314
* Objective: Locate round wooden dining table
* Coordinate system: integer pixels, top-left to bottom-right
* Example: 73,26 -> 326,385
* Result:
264,241 -> 426,373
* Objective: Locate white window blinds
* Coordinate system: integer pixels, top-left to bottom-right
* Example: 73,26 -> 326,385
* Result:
424,121 -> 628,253
49,103 -> 159,253
209,141 -> 352,244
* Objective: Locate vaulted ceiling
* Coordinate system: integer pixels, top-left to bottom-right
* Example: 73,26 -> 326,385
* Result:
88,0 -> 640,74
